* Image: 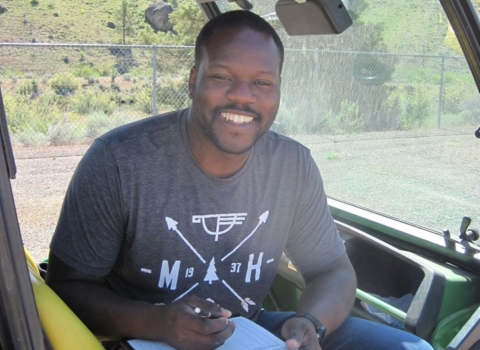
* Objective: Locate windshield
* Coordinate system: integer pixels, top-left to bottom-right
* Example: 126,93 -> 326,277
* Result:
223,0 -> 480,235
1,0 -> 479,263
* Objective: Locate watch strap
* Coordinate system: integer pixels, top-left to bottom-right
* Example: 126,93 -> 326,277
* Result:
296,313 -> 327,346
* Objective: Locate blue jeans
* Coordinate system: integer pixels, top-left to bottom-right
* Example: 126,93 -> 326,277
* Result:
255,311 -> 434,350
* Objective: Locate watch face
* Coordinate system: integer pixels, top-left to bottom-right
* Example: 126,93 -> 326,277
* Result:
317,324 -> 327,345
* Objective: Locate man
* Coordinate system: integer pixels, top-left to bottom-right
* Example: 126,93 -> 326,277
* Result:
46,10 -> 433,350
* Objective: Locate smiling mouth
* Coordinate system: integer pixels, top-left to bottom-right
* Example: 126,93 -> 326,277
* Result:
221,112 -> 254,124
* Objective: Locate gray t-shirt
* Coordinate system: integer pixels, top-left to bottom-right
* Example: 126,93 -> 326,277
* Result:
50,108 -> 345,318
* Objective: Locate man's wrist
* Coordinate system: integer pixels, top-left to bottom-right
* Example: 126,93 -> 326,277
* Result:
296,313 -> 327,346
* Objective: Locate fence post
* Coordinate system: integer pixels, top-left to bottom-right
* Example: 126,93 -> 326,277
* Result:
437,55 -> 445,128
152,45 -> 157,115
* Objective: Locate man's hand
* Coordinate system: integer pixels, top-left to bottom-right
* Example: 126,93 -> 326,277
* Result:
158,295 -> 236,350
281,316 -> 321,350
46,254 -> 234,347
280,253 -> 356,350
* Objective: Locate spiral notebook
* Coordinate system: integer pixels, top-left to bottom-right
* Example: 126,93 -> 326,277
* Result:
124,316 -> 286,350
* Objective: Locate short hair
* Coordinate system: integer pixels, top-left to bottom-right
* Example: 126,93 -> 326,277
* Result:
194,10 -> 284,71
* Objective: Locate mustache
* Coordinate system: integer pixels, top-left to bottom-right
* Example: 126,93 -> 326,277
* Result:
213,104 -> 262,119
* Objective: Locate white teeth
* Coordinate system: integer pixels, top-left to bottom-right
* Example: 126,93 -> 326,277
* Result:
221,112 -> 254,124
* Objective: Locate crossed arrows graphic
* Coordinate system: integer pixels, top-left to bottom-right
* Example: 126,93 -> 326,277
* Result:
165,211 -> 269,312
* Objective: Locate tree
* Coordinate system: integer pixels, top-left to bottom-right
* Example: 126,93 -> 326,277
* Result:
169,0 -> 206,45
140,0 -> 205,46
204,257 -> 219,284
116,0 -> 135,44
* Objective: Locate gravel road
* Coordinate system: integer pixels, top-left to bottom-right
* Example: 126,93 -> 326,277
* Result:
10,145 -> 89,262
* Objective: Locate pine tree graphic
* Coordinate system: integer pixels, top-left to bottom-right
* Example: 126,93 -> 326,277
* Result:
204,257 -> 219,284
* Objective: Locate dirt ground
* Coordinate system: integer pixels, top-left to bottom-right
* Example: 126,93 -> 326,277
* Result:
10,144 -> 89,262
9,128 -> 480,263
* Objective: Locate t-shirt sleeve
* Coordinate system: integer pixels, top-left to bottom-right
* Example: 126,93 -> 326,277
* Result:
49,139 -> 125,276
284,152 -> 345,277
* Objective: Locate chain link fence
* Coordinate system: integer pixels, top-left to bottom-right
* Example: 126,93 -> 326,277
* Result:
276,49 -> 479,136
0,43 -> 478,148
0,43 -> 192,148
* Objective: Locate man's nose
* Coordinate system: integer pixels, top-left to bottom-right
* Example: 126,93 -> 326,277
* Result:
225,80 -> 256,104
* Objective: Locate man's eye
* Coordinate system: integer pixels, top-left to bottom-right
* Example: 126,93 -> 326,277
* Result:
255,80 -> 273,87
212,75 -> 231,81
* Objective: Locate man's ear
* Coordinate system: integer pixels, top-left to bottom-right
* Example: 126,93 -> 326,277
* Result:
188,66 -> 197,99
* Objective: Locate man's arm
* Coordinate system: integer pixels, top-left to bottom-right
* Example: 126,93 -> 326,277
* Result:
46,253 -> 235,350
281,252 -> 357,350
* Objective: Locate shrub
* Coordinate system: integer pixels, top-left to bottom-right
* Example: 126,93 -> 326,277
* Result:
134,85 -> 153,114
98,63 -> 115,76
5,70 -> 25,79
86,77 -> 96,86
271,101 -> 303,135
115,57 -> 137,75
110,83 -> 121,92
459,96 -> 480,124
84,111 -> 137,140
70,87 -> 117,115
15,131 -> 49,147
18,79 -> 39,99
323,100 -> 363,135
38,89 -> 67,109
72,64 -> 102,78
48,119 -> 85,145
400,85 -> 433,130
139,27 -> 159,45
442,84 -> 469,114
383,86 -> 405,130
4,93 -> 63,145
49,73 -> 78,96
85,111 -> 111,139
157,77 -> 189,110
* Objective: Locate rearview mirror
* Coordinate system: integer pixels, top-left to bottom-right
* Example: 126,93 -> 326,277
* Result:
275,0 -> 352,35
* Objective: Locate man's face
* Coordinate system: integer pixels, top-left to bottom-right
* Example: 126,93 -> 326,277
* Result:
188,27 -> 281,156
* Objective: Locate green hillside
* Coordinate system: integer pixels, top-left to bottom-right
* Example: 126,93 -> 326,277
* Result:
0,0 -> 156,44
1,0 -> 479,54
0,0 -> 204,81
359,1 -> 448,54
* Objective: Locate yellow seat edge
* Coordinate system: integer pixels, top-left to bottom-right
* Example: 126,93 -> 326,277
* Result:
28,266 -> 104,350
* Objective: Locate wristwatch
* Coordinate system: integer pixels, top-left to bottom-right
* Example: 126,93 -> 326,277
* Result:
296,313 -> 327,346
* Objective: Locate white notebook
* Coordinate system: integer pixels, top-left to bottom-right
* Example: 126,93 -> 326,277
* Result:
125,316 -> 286,350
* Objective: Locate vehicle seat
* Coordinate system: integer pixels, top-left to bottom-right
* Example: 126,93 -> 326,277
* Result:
24,249 -> 104,350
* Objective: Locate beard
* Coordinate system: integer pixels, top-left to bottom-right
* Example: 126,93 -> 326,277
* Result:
200,103 -> 273,155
